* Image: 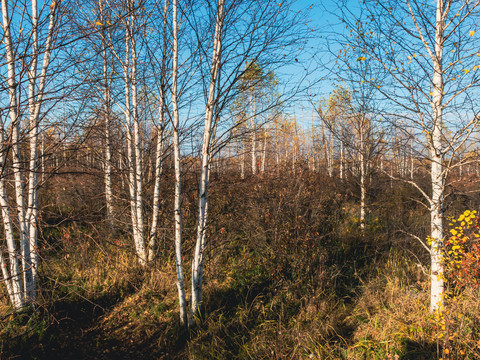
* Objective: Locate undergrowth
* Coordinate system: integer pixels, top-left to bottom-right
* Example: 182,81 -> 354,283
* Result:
1,173 -> 480,359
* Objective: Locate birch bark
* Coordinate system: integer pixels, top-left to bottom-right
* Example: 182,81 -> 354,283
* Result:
0,0 -> 57,305
99,1 -> 114,228
148,0 -> 169,261
429,0 -> 445,311
130,7 -> 146,265
190,0 -> 225,325
172,0 -> 187,325
0,123 -> 23,309
122,6 -> 147,266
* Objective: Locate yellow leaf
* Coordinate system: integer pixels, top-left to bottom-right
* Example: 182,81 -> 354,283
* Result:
360,80 -> 365,84
470,30 -> 475,36
95,21 -> 103,26
444,348 -> 450,355
357,56 -> 366,61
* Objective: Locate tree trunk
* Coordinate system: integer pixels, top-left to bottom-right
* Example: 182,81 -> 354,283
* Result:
340,139 -> 344,180
123,9 -> 146,266
429,0 -> 445,312
190,0 -> 224,326
261,128 -> 266,174
251,97 -> 257,175
172,0 -> 187,325
0,124 -> 24,310
100,4 -> 114,229
148,0 -> 169,261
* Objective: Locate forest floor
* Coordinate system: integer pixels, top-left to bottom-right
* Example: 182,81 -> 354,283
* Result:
2,173 -> 480,359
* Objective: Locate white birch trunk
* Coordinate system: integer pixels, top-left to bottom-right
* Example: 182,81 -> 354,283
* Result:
172,0 -> 187,325
148,0 -> 169,262
148,112 -> 166,259
340,139 -> 344,180
130,10 -> 146,265
100,4 -> 114,228
240,139 -> 245,179
429,0 -> 445,312
410,151 -> 414,180
41,133 -> 45,182
2,0 -> 31,301
261,128 -> 266,174
0,0 -> 56,305
360,150 -> 366,230
251,97 -> 256,175
25,0 -> 40,299
320,120 -> 331,177
190,0 -> 224,325
123,10 -> 146,266
0,124 -> 24,309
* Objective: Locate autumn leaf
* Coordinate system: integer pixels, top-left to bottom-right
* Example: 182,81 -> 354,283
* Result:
470,30 -> 475,36
357,56 -> 366,61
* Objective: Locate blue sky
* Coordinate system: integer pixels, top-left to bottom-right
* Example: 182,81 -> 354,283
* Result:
280,0 -> 355,130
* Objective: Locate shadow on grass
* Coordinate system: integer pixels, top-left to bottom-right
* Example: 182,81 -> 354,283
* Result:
399,339 -> 437,360
1,279 -> 170,360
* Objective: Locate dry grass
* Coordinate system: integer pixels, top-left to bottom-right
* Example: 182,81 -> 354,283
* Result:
2,175 -> 480,359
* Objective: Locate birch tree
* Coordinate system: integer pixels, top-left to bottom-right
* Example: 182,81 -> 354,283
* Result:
0,0 -> 59,307
339,0 -> 480,311
99,2 -> 115,228
87,0 -> 153,266
188,0 -> 305,324
148,0 -> 169,262
190,0 -> 225,325
171,0 -> 187,325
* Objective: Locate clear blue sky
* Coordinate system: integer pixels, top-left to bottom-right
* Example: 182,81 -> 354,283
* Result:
280,0 -> 354,130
